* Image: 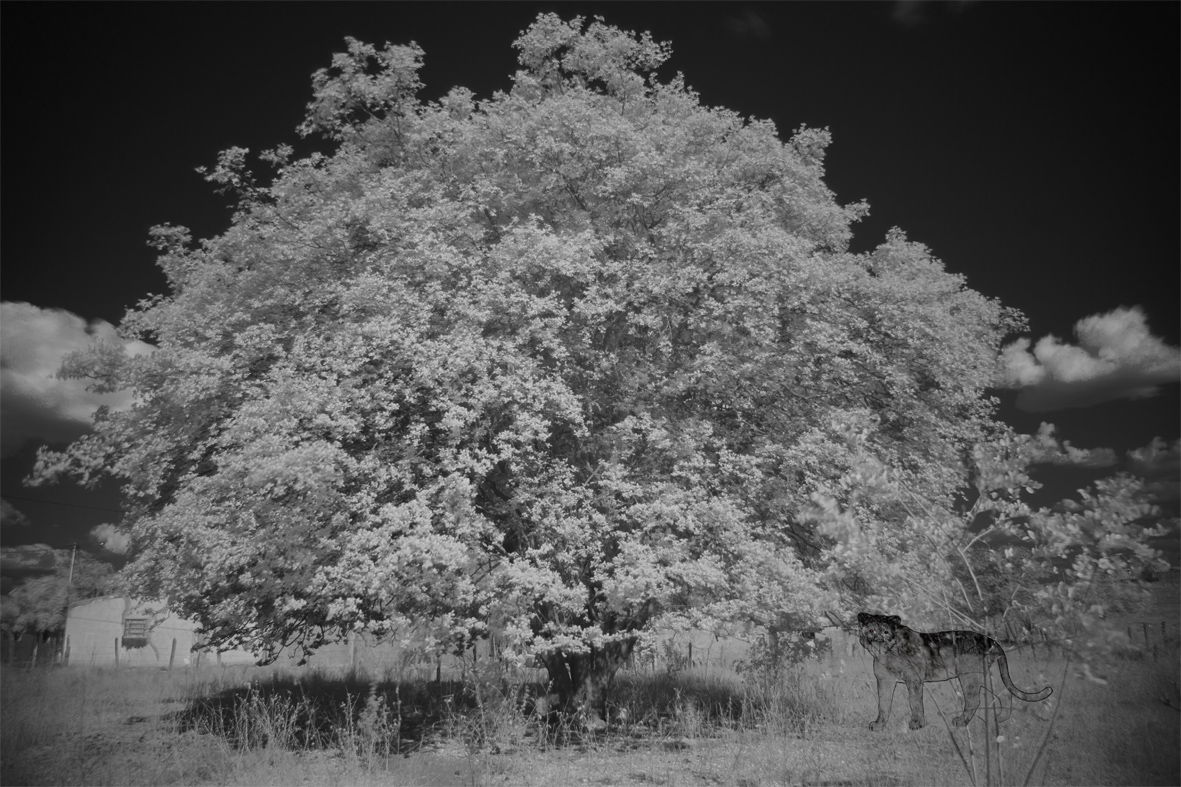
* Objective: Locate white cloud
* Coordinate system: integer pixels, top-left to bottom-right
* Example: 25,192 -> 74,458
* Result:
892,0 -> 978,28
1127,437 -> 1181,505
0,543 -> 57,573
0,500 -> 30,529
892,0 -> 930,27
89,523 -> 131,555
0,302 -> 154,456
726,10 -> 772,40
1030,422 -> 1118,468
1127,437 -> 1181,477
998,306 -> 1180,412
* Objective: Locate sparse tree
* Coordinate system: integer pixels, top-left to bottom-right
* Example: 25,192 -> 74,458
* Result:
807,423 -> 1171,653
34,14 -> 1066,725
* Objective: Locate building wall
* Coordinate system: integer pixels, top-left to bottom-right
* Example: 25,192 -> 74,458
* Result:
64,596 -> 256,667
62,598 -> 543,673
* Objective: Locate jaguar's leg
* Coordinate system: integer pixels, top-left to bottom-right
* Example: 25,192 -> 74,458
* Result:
869,661 -> 896,731
905,678 -> 927,730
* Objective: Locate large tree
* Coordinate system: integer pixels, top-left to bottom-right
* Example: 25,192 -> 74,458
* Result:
35,15 -> 1033,724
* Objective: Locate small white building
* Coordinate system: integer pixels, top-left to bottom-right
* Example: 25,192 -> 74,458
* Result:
64,596 -> 256,667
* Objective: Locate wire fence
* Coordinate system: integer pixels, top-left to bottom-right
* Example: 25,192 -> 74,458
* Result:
5,582 -> 1178,672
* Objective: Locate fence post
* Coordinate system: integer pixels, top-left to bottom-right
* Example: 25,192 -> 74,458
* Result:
169,638 -> 178,673
64,634 -> 71,666
114,637 -> 120,667
28,639 -> 39,671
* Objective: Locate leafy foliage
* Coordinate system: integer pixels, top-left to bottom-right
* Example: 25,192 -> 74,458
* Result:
34,13 -> 1153,716
806,423 -> 1171,652
0,551 -> 116,634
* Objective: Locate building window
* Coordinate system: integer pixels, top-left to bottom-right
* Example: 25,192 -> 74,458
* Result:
122,618 -> 149,649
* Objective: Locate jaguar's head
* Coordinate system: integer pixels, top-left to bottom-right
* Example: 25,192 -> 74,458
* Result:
857,612 -> 902,657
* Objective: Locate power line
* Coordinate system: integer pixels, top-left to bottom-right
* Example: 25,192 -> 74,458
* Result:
0,494 -> 123,514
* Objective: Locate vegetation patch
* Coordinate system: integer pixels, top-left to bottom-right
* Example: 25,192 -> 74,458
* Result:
3,593 -> 1177,787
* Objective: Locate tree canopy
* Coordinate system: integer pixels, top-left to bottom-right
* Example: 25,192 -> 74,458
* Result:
31,15 -> 1165,722
0,550 -> 116,635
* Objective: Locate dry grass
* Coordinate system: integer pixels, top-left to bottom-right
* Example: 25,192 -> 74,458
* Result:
3,601 -> 1178,786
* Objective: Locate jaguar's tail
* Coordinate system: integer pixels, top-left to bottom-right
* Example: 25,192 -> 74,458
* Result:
996,648 -> 1053,703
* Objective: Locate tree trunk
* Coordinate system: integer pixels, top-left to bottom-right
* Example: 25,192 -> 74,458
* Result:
539,637 -> 636,730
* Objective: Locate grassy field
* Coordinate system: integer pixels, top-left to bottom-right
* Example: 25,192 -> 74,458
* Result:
3,591 -> 1178,786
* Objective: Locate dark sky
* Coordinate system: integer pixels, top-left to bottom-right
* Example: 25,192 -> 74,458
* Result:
2,2 -> 1178,562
